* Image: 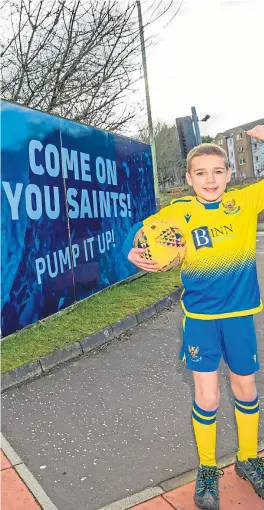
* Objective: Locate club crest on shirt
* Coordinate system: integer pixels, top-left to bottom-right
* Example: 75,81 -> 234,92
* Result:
188,346 -> 199,359
222,199 -> 241,215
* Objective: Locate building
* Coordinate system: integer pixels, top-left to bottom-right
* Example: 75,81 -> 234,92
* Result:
226,136 -> 236,175
251,138 -> 264,177
214,118 -> 264,178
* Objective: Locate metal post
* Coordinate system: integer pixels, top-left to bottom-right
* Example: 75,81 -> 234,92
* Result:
191,106 -> 202,145
136,0 -> 160,210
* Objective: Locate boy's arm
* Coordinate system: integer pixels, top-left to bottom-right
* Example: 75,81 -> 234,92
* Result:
244,126 -> 264,213
241,179 -> 264,214
122,221 -> 144,260
122,204 -> 176,270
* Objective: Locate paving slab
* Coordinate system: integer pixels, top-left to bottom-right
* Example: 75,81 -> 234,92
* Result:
1,450 -> 12,470
130,497 -> 172,510
1,449 -> 41,510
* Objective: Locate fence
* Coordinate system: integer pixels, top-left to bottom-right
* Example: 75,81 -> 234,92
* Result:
1,101 -> 156,337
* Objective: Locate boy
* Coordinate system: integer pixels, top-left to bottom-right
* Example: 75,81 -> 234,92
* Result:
123,125 -> 264,510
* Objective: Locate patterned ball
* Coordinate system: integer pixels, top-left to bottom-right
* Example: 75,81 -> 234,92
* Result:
134,220 -> 186,272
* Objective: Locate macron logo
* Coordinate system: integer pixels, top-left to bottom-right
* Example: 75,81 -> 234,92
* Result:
184,214 -> 192,223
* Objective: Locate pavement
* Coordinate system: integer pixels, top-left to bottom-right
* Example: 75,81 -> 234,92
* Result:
1,449 -> 41,510
1,232 -> 264,510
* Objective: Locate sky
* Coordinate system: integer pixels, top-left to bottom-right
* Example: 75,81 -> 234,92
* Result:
132,0 -> 264,137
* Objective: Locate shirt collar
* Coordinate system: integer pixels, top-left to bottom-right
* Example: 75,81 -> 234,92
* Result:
196,198 -> 221,209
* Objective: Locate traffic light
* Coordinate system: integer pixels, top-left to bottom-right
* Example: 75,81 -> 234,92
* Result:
176,116 -> 197,159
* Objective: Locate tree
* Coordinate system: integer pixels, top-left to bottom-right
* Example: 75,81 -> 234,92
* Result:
0,0 -> 178,132
202,135 -> 213,143
137,121 -> 186,191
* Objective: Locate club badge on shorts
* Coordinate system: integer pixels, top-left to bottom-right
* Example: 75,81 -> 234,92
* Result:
188,346 -> 202,362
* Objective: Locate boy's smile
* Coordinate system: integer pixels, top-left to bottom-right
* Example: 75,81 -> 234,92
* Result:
186,154 -> 232,203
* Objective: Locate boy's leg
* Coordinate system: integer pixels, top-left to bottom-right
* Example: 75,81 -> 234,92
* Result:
229,370 -> 259,461
192,371 -> 223,509
192,370 -> 220,466
180,317 -> 223,509
230,369 -> 263,498
221,316 -> 263,498
180,316 -> 221,466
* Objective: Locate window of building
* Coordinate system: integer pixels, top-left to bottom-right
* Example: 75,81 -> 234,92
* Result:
239,158 -> 245,165
218,139 -> 223,145
230,151 -> 234,157
228,139 -> 232,145
256,156 -> 259,161
238,146 -> 244,152
236,133 -> 243,140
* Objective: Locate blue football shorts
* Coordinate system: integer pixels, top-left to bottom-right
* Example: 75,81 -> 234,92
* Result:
179,315 -> 259,375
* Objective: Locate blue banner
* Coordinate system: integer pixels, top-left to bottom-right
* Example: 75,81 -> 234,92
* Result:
1,101 -> 156,337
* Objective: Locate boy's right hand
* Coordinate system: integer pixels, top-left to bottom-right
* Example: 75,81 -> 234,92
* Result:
127,248 -> 160,272
247,125 -> 264,141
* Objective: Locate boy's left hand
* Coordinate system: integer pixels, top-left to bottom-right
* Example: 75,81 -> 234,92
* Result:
247,125 -> 264,141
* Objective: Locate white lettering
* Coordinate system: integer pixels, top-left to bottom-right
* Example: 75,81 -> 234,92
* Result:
25,184 -> 42,220
96,157 -> 106,183
35,257 -> 46,284
44,186 -> 60,219
67,188 -> 79,218
29,139 -> 44,175
80,153 -> 91,182
47,252 -> 58,279
72,243 -> 79,267
45,144 -> 60,177
61,148 -> 79,180
106,159 -> 117,185
2,182 -> 23,220
58,247 -> 71,273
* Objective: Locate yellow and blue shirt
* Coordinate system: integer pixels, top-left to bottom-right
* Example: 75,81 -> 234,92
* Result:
123,179 -> 264,320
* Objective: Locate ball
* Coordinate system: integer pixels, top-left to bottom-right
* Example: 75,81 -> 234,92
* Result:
133,220 -> 186,272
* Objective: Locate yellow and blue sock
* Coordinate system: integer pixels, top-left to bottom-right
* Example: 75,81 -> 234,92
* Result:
192,401 -> 217,466
234,396 -> 259,461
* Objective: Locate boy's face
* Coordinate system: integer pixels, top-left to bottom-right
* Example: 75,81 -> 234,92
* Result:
186,154 -> 232,203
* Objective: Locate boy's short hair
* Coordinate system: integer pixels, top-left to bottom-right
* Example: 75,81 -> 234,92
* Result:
187,143 -> 229,173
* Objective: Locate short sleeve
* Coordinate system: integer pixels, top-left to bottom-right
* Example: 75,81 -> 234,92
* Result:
240,179 -> 264,214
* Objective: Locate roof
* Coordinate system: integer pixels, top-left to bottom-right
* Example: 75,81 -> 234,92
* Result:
218,118 -> 264,138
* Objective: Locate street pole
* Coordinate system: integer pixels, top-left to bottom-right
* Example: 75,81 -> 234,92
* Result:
136,0 -> 160,210
191,106 -> 202,145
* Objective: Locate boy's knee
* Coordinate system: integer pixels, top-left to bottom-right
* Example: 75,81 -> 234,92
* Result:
230,373 -> 257,402
232,386 -> 257,402
195,389 -> 220,411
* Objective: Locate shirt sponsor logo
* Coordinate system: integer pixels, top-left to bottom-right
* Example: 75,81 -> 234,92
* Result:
192,224 -> 233,249
192,226 -> 213,249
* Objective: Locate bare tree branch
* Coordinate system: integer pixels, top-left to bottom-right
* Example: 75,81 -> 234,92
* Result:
1,0 -> 178,132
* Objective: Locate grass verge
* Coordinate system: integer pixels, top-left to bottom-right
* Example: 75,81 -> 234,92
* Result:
1,269 -> 181,374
